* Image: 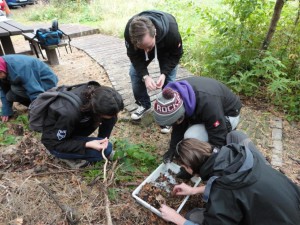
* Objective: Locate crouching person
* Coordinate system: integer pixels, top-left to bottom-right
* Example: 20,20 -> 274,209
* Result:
0,55 -> 58,122
41,82 -> 124,168
159,130 -> 300,225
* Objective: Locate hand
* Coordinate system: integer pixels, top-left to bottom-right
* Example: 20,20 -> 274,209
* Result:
173,183 -> 195,196
86,138 -> 109,151
156,74 -> 166,89
1,116 -> 9,122
144,76 -> 157,91
160,204 -> 186,225
163,149 -> 175,163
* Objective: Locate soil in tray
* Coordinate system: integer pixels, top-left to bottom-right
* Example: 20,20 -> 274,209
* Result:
137,171 -> 201,211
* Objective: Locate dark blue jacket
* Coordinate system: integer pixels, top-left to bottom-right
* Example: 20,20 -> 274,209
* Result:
0,55 -> 58,116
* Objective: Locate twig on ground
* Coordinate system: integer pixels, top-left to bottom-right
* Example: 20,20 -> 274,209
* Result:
101,149 -> 113,225
288,156 -> 300,164
37,179 -> 78,225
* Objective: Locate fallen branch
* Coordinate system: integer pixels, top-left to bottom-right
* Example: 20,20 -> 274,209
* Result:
101,149 -> 113,225
37,180 -> 78,225
289,156 -> 300,164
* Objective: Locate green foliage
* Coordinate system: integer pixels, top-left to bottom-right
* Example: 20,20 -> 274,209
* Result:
0,123 -> 16,146
82,139 -> 158,183
15,114 -> 30,130
12,0 -> 300,120
113,139 -> 158,176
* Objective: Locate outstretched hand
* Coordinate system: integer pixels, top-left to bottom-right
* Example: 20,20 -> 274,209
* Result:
172,183 -> 195,196
86,137 -> 109,151
156,74 -> 166,89
160,204 -> 186,225
1,116 -> 9,122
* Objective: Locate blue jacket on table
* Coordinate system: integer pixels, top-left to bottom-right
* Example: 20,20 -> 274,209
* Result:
0,54 -> 58,116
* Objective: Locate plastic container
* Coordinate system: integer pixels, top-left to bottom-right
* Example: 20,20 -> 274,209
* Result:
132,162 -> 201,217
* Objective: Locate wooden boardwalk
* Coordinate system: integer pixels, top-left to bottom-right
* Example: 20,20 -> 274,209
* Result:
71,34 -> 192,112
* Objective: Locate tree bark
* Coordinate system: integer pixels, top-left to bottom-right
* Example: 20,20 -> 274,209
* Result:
261,0 -> 285,50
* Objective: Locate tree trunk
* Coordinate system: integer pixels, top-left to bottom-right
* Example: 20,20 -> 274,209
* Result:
261,0 -> 285,50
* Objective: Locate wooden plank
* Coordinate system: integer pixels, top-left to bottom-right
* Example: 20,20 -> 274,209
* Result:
4,20 -> 34,33
1,36 -> 15,54
0,22 -> 21,35
0,27 -> 9,37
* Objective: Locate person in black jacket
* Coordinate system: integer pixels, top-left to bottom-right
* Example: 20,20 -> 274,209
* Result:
124,10 -> 183,131
159,131 -> 300,225
153,76 -> 242,165
41,82 -> 124,167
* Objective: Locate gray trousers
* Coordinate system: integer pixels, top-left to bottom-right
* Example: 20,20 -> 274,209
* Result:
184,115 -> 240,141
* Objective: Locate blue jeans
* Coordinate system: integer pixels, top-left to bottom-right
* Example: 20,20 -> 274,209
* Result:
48,137 -> 113,162
129,64 -> 178,109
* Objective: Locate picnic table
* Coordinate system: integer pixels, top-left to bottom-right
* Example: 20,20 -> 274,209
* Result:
0,19 -> 34,55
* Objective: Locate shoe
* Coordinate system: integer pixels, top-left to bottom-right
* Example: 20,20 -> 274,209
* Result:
160,126 -> 171,134
60,159 -> 89,169
176,167 -> 193,180
131,105 -> 151,120
108,150 -> 115,161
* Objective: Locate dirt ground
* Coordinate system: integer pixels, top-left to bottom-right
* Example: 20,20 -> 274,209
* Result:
0,30 -> 299,224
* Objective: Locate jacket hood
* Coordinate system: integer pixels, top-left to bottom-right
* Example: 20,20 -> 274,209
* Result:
165,80 -> 196,117
139,10 -> 169,43
200,144 -> 258,202
0,57 -> 7,73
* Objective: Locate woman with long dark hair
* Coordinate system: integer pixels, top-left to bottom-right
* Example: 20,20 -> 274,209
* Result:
41,81 -> 124,167
159,131 -> 300,225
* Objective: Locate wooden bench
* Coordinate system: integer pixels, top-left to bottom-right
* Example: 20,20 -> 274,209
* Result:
23,32 -> 69,65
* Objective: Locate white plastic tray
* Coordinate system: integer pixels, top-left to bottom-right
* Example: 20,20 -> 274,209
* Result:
132,162 -> 201,217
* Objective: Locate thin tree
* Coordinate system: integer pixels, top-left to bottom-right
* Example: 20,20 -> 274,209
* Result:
261,0 -> 285,50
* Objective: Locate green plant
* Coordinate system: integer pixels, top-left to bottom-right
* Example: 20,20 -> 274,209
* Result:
15,114 -> 30,130
0,124 -> 16,146
114,139 -> 158,172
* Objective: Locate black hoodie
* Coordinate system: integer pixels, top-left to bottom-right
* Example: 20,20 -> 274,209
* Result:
124,10 -> 183,77
195,144 -> 300,225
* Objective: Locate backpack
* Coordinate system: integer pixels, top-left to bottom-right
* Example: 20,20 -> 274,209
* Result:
28,82 -> 99,132
35,28 -> 63,46
34,20 -> 71,46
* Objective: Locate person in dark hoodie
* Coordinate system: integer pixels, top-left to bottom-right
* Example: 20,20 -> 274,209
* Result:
41,81 -> 124,168
153,76 -> 242,178
159,130 -> 300,225
124,10 -> 183,133
0,55 -> 58,122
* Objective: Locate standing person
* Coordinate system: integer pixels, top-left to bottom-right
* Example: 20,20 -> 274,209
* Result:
0,55 -> 58,122
159,131 -> 300,225
124,10 -> 183,133
153,76 -> 242,177
41,81 -> 124,168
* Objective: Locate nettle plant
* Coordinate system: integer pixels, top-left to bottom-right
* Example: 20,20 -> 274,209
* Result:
83,139 -> 159,184
113,139 -> 158,175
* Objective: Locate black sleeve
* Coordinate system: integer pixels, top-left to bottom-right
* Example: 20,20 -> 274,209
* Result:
202,97 -> 228,148
203,189 -> 242,225
97,116 -> 117,138
41,103 -> 87,154
169,119 -> 189,153
158,24 -> 183,76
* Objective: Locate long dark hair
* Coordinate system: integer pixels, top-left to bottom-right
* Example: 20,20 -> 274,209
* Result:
81,85 -> 124,117
176,138 -> 213,174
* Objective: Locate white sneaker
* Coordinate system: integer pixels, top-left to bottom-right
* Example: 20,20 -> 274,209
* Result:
131,105 -> 151,120
160,126 -> 171,134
